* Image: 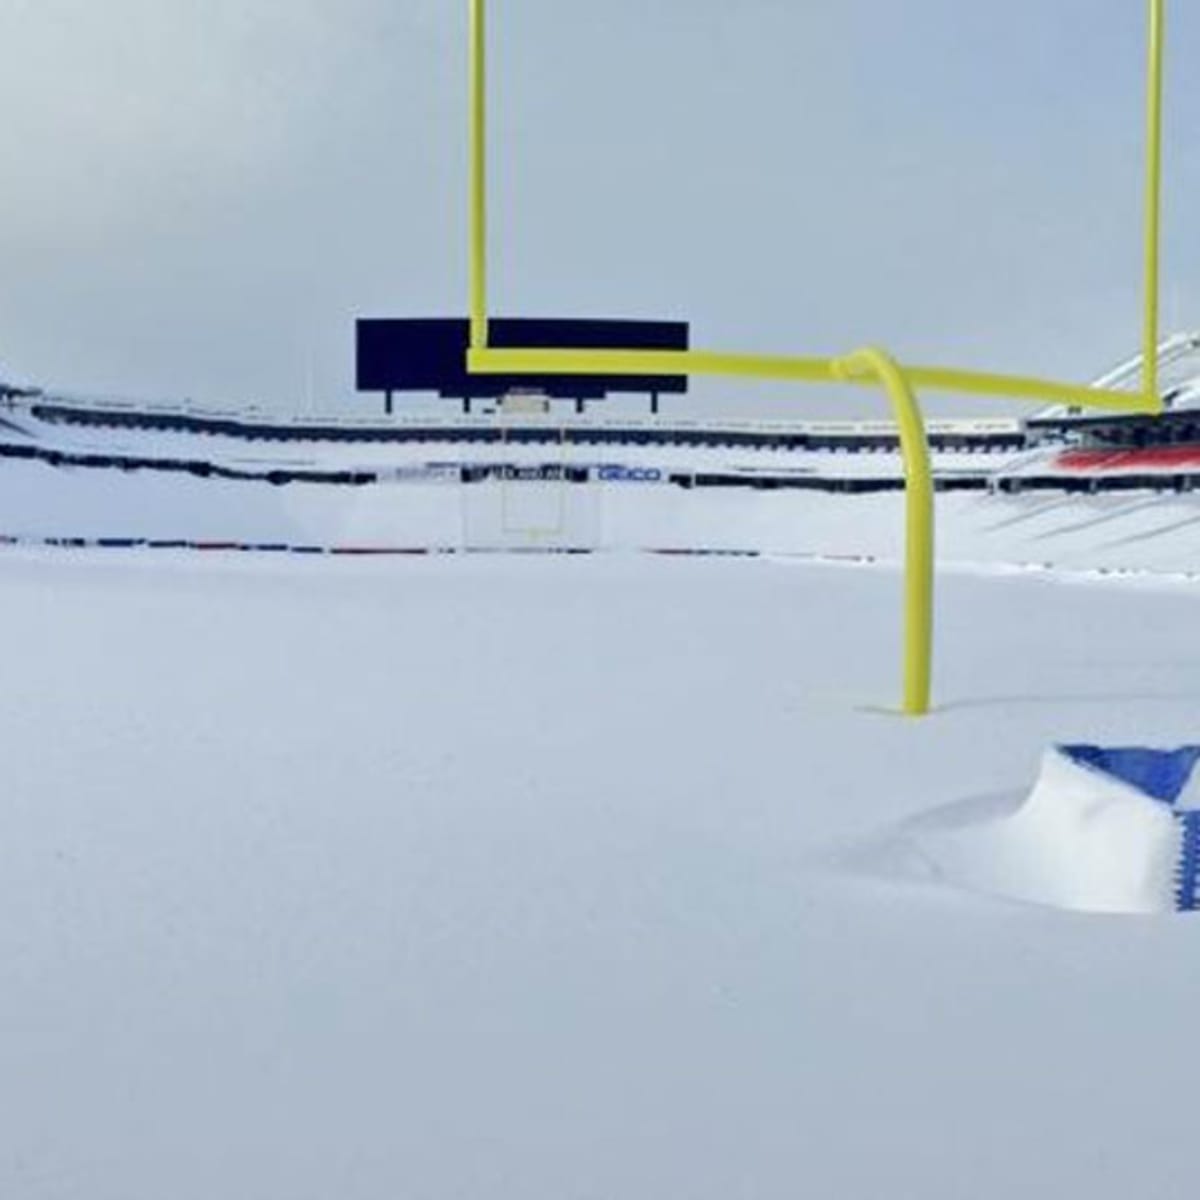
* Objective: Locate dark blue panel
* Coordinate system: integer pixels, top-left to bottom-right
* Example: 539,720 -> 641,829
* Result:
1176,811 -> 1200,911
356,317 -> 689,398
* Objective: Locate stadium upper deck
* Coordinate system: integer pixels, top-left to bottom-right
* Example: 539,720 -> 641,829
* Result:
2,333 -> 1200,494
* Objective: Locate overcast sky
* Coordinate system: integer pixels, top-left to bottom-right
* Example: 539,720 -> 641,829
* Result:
0,0 -> 1196,416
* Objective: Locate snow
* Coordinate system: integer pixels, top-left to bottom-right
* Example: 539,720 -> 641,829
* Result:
901,747 -> 1182,915
4,453 -> 1200,575
3,546 -> 1200,1198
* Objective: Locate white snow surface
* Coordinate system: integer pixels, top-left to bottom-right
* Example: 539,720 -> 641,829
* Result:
3,547 -> 1200,1198
908,747 -> 1183,915
4,453 -> 1200,575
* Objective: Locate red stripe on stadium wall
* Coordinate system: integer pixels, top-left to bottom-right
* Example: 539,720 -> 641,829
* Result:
1056,446 -> 1200,472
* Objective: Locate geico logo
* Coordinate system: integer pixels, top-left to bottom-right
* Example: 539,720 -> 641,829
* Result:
597,466 -> 663,482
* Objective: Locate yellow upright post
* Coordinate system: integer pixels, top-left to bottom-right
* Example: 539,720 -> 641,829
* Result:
1144,0 -> 1166,400
836,349 -> 934,717
469,0 -> 489,351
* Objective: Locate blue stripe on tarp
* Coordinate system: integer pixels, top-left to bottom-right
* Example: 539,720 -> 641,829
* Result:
1061,745 -> 1200,806
1176,812 -> 1200,913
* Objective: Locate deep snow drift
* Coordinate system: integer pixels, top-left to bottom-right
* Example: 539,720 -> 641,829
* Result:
895,745 -> 1200,915
3,548 -> 1200,1199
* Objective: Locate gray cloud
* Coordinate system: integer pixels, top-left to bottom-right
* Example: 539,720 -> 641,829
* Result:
0,1 -> 1195,417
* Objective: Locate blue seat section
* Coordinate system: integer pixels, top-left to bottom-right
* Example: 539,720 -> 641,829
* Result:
1060,744 -> 1200,806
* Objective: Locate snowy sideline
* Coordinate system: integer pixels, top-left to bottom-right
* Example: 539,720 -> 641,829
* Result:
3,547 -> 1199,1198
3,454 -> 1200,576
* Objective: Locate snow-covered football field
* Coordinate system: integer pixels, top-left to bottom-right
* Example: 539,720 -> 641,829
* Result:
3,547 -> 1199,1198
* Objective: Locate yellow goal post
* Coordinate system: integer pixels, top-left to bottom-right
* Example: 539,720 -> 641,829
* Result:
464,0 -> 1168,716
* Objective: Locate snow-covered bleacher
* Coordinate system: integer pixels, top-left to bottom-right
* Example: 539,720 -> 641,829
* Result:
5,332 -> 1200,495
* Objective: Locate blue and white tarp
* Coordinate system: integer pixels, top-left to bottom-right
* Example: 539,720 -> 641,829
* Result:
911,745 -> 1200,915
1060,745 -> 1200,912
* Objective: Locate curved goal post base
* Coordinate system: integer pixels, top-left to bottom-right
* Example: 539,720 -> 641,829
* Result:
834,349 -> 933,717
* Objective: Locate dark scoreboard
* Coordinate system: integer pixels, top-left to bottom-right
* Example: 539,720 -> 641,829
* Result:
356,317 -> 690,400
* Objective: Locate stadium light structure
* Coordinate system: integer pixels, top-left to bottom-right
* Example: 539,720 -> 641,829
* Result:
465,0 -> 1168,717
